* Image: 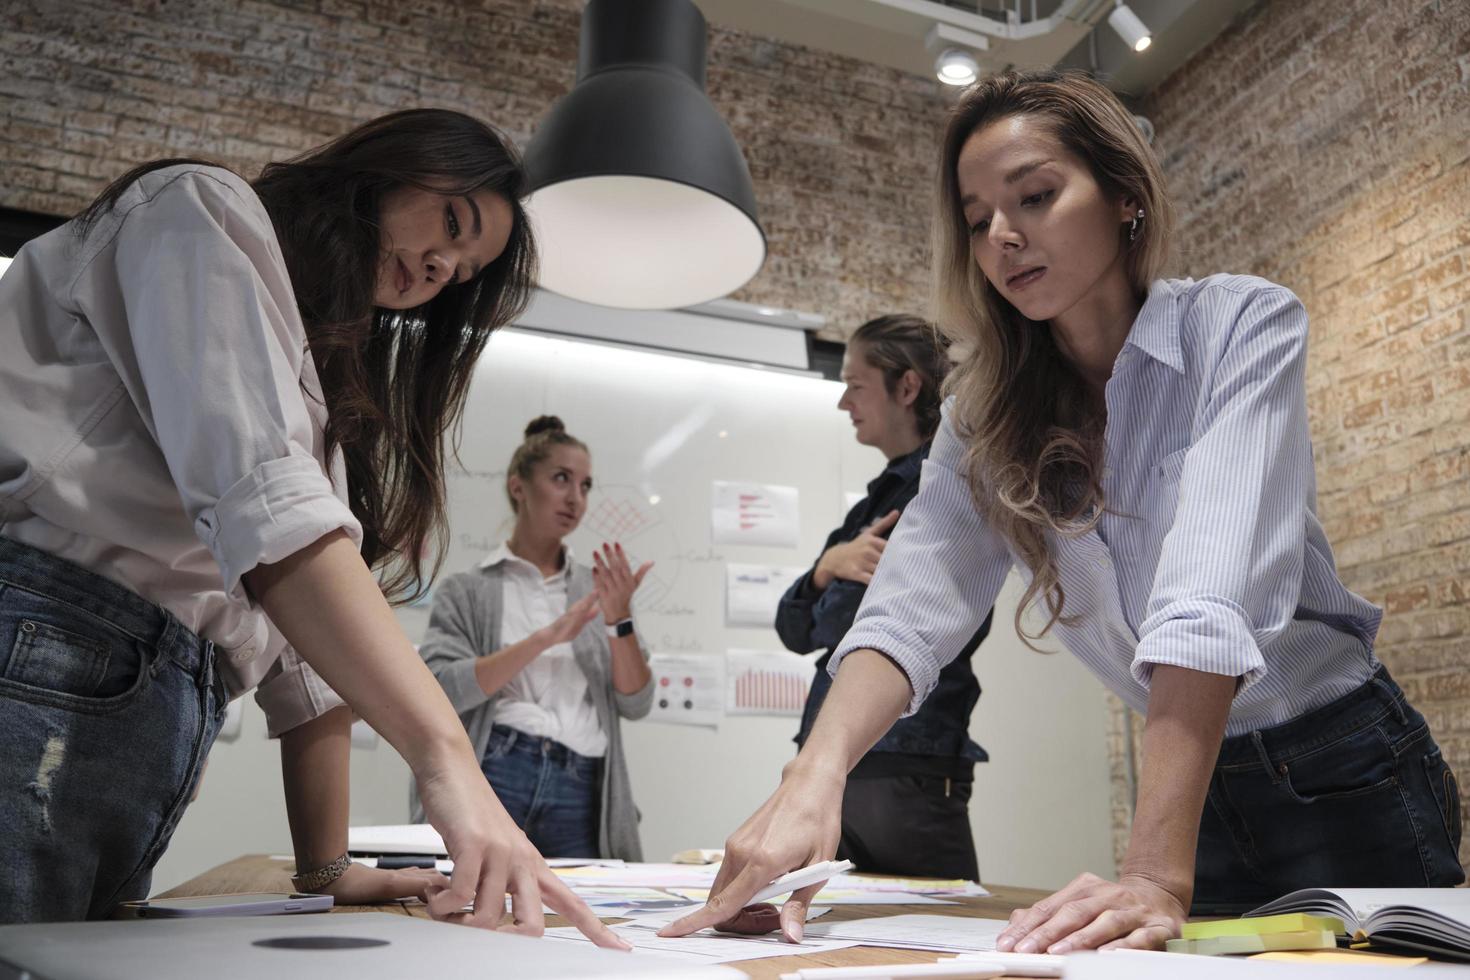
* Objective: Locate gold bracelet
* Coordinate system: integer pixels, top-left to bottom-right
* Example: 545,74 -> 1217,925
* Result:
290,852 -> 351,893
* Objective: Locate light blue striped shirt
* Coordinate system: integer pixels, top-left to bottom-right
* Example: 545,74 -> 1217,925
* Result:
833,275 -> 1381,737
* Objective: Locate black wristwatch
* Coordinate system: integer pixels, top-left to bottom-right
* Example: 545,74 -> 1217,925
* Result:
605,617 -> 635,639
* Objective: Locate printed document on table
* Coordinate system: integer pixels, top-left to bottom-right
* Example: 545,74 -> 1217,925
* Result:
669,886 -> 958,906
804,914 -> 1009,952
543,923 -> 859,964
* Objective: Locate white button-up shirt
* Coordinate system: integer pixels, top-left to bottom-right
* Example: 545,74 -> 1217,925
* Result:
481,544 -> 607,758
0,166 -> 360,735
834,275 -> 1382,737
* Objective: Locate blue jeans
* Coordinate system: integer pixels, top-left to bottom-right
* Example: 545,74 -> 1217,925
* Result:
481,724 -> 602,858
1194,666 -> 1464,913
0,537 -> 227,922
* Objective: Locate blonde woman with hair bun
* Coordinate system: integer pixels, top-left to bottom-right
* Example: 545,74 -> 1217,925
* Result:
665,69 -> 1461,951
414,416 -> 655,863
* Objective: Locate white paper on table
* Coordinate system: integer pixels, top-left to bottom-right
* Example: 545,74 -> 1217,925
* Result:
725,649 -> 815,716
1067,948 -> 1418,979
804,914 -> 1009,952
647,653 -> 727,728
350,856 -> 455,874
725,563 -> 807,627
667,887 -> 958,906
622,906 -> 831,930
544,923 -> 859,964
832,874 -> 990,897
347,823 -> 446,855
553,863 -> 722,890
711,481 -> 799,548
575,888 -> 702,915
546,857 -> 627,868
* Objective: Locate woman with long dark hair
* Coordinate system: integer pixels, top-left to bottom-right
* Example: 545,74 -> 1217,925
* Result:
0,108 -> 624,944
665,70 -> 1462,951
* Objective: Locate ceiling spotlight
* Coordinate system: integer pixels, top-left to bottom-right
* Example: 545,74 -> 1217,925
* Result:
935,48 -> 979,86
1108,2 -> 1152,52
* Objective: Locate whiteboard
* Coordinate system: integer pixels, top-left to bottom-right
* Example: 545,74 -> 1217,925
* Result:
388,327 -> 1116,886
394,327 -> 883,654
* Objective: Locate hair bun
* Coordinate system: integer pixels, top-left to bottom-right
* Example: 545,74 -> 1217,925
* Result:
524,415 -> 566,438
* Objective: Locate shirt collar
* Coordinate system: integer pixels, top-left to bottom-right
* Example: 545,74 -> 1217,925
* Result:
479,542 -> 575,576
1122,279 -> 1185,374
866,441 -> 929,495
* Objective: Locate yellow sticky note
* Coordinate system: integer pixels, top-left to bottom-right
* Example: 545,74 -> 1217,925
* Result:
1181,913 -> 1345,940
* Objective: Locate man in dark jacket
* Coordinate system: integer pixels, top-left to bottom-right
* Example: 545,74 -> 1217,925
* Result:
777,314 -> 992,881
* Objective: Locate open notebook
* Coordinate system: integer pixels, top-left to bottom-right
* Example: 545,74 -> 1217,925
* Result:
1247,888 -> 1470,960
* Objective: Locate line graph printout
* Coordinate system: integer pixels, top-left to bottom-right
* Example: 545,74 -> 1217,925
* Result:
711,481 -> 799,548
725,649 -> 814,716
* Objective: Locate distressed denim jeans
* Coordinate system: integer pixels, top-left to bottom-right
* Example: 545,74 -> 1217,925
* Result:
0,537 -> 226,922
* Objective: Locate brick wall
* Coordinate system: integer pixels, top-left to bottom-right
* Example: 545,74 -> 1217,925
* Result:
0,0 -> 950,337
1105,0 -> 1470,869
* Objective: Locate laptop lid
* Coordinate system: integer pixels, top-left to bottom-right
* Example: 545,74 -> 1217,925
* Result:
0,912 -> 741,979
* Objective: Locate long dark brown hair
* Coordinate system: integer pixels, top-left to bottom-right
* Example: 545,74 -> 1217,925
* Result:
932,70 -> 1173,644
76,109 -> 537,602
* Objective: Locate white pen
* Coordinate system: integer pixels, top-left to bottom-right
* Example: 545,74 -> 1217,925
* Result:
749,859 -> 856,905
949,951 -> 1067,977
778,962 -> 1003,980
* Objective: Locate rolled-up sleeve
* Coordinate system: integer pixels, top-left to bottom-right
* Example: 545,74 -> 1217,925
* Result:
254,643 -> 348,738
91,169 -> 361,601
1132,285 -> 1312,692
831,401 -> 1010,715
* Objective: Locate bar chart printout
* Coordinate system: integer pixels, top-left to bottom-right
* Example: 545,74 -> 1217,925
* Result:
725,649 -> 814,716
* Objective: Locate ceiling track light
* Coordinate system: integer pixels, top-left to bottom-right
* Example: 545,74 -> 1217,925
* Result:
924,22 -> 987,88
935,48 -> 979,86
1108,1 -> 1152,52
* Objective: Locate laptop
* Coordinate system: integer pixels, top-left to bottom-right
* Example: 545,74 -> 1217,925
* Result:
0,912 -> 742,979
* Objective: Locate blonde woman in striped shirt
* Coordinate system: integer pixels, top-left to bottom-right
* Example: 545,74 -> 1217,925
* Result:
666,69 -> 1462,951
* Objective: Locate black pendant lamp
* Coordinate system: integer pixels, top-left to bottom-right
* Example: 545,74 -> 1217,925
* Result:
523,0 -> 766,310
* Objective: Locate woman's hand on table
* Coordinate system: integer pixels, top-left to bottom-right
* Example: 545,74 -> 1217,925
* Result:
658,758 -> 845,942
414,755 -> 631,948
995,871 -> 1187,953
320,862 -> 449,905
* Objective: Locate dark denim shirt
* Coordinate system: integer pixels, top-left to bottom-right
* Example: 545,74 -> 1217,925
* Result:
777,442 -> 990,765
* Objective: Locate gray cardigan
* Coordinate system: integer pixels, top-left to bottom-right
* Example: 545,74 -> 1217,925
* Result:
410,560 -> 653,861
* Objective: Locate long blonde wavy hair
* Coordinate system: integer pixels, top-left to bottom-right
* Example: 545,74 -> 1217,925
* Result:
933,70 -> 1174,645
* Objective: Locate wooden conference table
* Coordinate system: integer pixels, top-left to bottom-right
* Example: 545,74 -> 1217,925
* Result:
160,854 -> 1053,979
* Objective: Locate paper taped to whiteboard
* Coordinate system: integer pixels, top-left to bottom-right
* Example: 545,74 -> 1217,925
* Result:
726,649 -> 814,716
711,481 -> 799,548
648,653 -> 726,728
726,563 -> 807,627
